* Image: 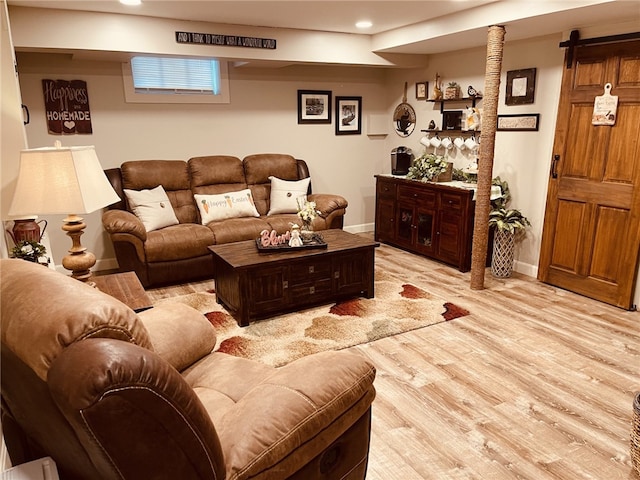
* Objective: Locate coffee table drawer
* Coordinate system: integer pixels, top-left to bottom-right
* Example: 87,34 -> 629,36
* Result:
289,278 -> 333,300
289,260 -> 332,283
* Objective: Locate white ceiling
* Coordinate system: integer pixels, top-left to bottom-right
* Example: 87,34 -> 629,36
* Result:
7,0 -> 640,55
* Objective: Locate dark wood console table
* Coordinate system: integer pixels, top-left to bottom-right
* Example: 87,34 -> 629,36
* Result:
374,175 -> 476,272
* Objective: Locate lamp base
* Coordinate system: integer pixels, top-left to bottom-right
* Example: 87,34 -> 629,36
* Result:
61,214 -> 96,282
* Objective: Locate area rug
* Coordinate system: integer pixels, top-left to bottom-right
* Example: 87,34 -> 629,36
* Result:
154,268 -> 469,367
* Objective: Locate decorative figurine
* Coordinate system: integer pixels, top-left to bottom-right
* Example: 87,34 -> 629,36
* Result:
288,224 -> 303,247
428,120 -> 436,130
468,85 -> 478,97
432,73 -> 442,100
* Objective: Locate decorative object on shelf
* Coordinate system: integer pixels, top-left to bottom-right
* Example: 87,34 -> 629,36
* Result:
432,73 -> 442,100
8,141 -> 120,283
444,81 -> 462,100
428,119 -> 436,130
467,85 -> 478,97
415,81 -> 428,100
488,178 -> 530,278
497,113 -> 540,131
443,110 -> 463,130
393,82 -> 416,137
335,96 -> 362,135
407,154 -> 452,182
5,217 -> 47,244
505,68 -> 536,105
463,106 -> 482,131
297,90 -> 332,124
10,239 -> 47,264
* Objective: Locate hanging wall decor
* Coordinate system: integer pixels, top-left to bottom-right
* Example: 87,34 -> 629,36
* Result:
592,83 -> 618,126
42,79 -> 93,135
505,68 -> 536,105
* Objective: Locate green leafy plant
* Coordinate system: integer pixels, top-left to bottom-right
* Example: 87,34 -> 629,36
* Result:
407,154 -> 449,182
11,240 -> 47,262
489,208 -> 531,234
447,81 -> 459,88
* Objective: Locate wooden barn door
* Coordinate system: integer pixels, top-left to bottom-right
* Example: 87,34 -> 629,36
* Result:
538,39 -> 640,309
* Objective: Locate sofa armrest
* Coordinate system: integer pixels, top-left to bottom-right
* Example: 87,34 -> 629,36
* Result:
307,193 -> 348,218
138,303 -> 217,372
218,350 -> 375,478
102,209 -> 147,242
48,338 -> 226,480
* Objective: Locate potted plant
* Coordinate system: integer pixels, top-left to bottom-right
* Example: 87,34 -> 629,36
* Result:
444,81 -> 461,99
11,239 -> 47,264
488,180 -> 530,277
407,153 -> 452,182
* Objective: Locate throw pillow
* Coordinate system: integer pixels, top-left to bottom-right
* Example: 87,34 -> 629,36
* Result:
267,176 -> 311,215
194,189 -> 260,224
124,185 -> 179,232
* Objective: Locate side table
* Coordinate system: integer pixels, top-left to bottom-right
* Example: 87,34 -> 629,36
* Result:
92,271 -> 153,312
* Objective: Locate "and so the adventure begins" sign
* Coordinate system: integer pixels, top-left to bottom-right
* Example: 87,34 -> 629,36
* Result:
176,31 -> 276,49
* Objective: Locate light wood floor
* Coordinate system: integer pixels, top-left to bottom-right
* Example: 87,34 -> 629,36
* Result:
147,240 -> 640,480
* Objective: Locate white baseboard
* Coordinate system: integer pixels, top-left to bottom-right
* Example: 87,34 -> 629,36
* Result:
514,260 -> 538,278
344,222 -> 374,234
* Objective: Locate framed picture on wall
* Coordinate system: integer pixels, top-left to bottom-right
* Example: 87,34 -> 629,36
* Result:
415,82 -> 428,100
505,68 -> 536,105
335,96 -> 362,135
497,113 -> 540,131
298,90 -> 332,124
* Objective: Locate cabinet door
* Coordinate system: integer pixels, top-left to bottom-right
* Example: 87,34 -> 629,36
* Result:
414,206 -> 436,255
333,252 -> 368,296
248,265 -> 288,313
396,201 -> 415,247
436,210 -> 464,265
375,198 -> 396,242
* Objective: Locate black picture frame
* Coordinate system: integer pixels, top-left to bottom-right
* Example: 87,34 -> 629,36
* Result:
442,110 -> 463,130
505,68 -> 536,105
298,90 -> 332,124
497,113 -> 540,131
335,96 -> 362,135
415,82 -> 428,100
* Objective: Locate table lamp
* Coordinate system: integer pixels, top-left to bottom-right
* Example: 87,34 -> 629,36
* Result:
8,141 -> 120,282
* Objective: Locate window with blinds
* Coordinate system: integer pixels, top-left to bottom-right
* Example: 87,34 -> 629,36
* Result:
122,56 -> 230,104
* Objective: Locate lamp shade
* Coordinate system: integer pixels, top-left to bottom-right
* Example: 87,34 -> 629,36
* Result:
8,144 -> 120,217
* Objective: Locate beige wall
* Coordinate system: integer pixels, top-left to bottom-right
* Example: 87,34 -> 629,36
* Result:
5,8 -> 640,306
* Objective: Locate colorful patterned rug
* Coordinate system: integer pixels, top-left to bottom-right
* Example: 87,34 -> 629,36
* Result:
155,268 -> 469,367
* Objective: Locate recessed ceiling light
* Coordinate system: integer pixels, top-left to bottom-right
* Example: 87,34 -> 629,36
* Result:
355,20 -> 373,29
120,0 -> 142,5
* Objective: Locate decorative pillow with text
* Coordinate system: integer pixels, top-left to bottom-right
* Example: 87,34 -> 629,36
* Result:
267,176 -> 311,215
195,189 -> 260,224
124,185 -> 179,232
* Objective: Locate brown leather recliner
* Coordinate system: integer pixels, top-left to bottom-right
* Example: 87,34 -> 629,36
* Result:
0,259 -> 376,480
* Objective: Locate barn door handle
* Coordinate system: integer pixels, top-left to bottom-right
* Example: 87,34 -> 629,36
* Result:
551,155 -> 560,178
22,104 -> 30,125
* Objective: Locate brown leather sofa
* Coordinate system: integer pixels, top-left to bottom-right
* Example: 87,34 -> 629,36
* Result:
0,259 -> 376,480
102,154 -> 348,287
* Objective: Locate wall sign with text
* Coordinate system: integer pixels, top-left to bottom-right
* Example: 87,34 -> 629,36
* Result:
176,31 -> 276,49
42,79 -> 93,135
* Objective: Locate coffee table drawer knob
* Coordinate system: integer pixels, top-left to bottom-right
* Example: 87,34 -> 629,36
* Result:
309,266 -> 314,273
283,280 -> 288,289
309,286 -> 315,294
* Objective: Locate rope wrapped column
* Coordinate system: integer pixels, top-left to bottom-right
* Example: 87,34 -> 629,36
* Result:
470,25 -> 506,290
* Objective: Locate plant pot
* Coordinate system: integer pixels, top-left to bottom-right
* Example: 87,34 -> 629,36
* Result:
491,229 -> 515,278
435,162 -> 453,182
444,86 -> 461,100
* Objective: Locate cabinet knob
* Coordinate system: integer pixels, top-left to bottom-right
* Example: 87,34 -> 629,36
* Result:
283,280 -> 288,289
309,286 -> 315,294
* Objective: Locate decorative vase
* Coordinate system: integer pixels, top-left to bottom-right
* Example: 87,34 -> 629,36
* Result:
491,229 -> 515,278
300,219 -> 314,242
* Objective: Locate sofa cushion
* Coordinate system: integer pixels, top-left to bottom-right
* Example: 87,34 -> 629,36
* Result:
244,154 -> 300,215
144,224 -> 215,262
267,176 -> 311,215
121,160 -> 198,224
195,190 -> 260,224
206,217 -> 272,244
0,259 -> 152,381
189,155 -> 246,194
124,185 -> 180,232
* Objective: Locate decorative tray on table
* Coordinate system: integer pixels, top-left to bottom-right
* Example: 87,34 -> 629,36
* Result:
255,233 -> 327,252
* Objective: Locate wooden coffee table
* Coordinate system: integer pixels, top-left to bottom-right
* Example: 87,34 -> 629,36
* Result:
208,229 -> 379,326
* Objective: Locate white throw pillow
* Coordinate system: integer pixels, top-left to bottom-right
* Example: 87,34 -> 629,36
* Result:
195,189 -> 260,224
124,185 -> 179,232
267,176 -> 311,215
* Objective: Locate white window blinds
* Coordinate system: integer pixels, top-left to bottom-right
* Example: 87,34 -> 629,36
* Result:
130,56 -> 221,95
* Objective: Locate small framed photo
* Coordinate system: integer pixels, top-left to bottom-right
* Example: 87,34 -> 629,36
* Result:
505,68 -> 536,105
298,90 -> 332,124
497,113 -> 540,131
415,81 -> 428,100
442,110 -> 463,130
335,96 -> 362,135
